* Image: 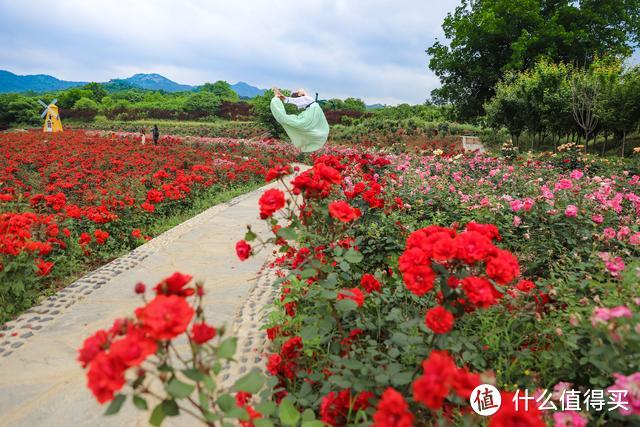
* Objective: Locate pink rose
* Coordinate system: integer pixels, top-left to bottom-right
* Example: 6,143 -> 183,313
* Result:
565,205 -> 578,217
570,170 -> 584,180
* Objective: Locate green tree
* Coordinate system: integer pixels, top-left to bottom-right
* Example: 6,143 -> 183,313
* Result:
200,81 -> 239,102
342,97 -> 366,112
73,97 -> 99,112
428,0 -> 640,120
0,94 -> 40,126
58,88 -> 93,109
81,82 -> 107,102
183,92 -> 220,114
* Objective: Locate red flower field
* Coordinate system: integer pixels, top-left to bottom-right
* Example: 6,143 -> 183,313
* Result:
0,130 -> 297,321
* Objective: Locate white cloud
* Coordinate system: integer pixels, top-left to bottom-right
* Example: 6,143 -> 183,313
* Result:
0,0 -> 459,103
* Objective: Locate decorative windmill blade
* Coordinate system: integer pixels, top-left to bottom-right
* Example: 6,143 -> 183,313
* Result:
37,99 -> 48,108
50,98 -> 58,105
41,107 -> 49,118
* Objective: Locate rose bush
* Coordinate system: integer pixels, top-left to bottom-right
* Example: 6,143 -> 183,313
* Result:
236,148 -> 639,425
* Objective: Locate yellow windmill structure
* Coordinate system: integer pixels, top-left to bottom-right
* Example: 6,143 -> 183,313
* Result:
38,99 -> 63,132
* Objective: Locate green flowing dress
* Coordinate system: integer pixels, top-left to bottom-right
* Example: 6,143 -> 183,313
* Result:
270,97 -> 329,152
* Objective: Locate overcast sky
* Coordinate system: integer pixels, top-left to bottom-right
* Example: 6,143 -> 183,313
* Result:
0,1 -> 638,105
0,0 -> 462,104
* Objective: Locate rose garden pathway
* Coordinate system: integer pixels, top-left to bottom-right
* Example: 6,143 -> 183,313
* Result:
0,174 -> 301,427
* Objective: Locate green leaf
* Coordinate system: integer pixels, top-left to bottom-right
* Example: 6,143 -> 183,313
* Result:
300,326 -> 320,341
278,398 -> 301,426
162,399 -> 179,417
302,422 -> 326,427
132,395 -> 148,410
182,368 -> 206,382
336,298 -> 358,313
301,408 -> 316,421
203,375 -> 216,392
149,403 -> 165,426
245,230 -> 257,241
254,419 -> 275,427
390,371 -> 414,386
165,378 -> 195,398
255,401 -> 277,417
217,337 -> 238,359
344,249 -> 363,263
301,268 -> 317,279
217,393 -> 235,412
277,227 -> 297,240
232,370 -> 266,394
104,394 -> 126,415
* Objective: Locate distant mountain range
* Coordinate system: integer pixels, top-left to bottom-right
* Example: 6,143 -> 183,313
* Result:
0,70 -> 267,98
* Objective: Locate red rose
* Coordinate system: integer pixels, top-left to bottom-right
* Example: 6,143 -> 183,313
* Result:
135,294 -> 194,340
360,273 -> 382,293
266,354 -> 282,375
454,231 -> 495,264
402,265 -> 436,296
488,392 -> 546,427
154,272 -> 194,296
337,287 -> 365,307
78,329 -> 109,368
79,232 -> 92,246
372,388 -> 414,427
466,222 -> 501,241
87,352 -> 126,403
328,200 -> 361,222
516,279 -> 536,293
258,189 -> 285,219
265,164 -> 293,182
131,229 -> 142,239
462,276 -> 499,308
280,336 -> 303,359
412,350 -> 457,410
452,367 -> 481,399
425,305 -> 454,334
236,240 -> 252,261
431,236 -> 457,261
485,249 -> 520,285
134,282 -> 146,294
94,229 -> 109,245
191,322 -> 216,344
109,325 -> 157,367
35,258 -> 54,276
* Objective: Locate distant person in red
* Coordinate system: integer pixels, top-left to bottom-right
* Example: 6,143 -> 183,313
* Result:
152,125 -> 159,145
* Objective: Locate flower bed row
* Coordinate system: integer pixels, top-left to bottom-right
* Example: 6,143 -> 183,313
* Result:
0,130 -> 298,322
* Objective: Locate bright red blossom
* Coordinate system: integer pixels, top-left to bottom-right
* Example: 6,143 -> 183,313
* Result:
135,294 -> 194,340
258,189 -> 285,219
190,322 -> 217,344
424,305 -> 455,334
328,200 -> 362,222
372,388 -> 414,427
236,240 -> 252,261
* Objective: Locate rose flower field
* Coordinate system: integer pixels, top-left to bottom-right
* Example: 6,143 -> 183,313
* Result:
72,136 -> 640,426
0,130 -> 298,322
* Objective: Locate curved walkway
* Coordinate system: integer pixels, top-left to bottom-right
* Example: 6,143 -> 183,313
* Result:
0,174 -> 299,427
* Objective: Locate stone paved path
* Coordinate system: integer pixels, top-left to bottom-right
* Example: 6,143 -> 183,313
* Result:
0,175 -> 298,427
